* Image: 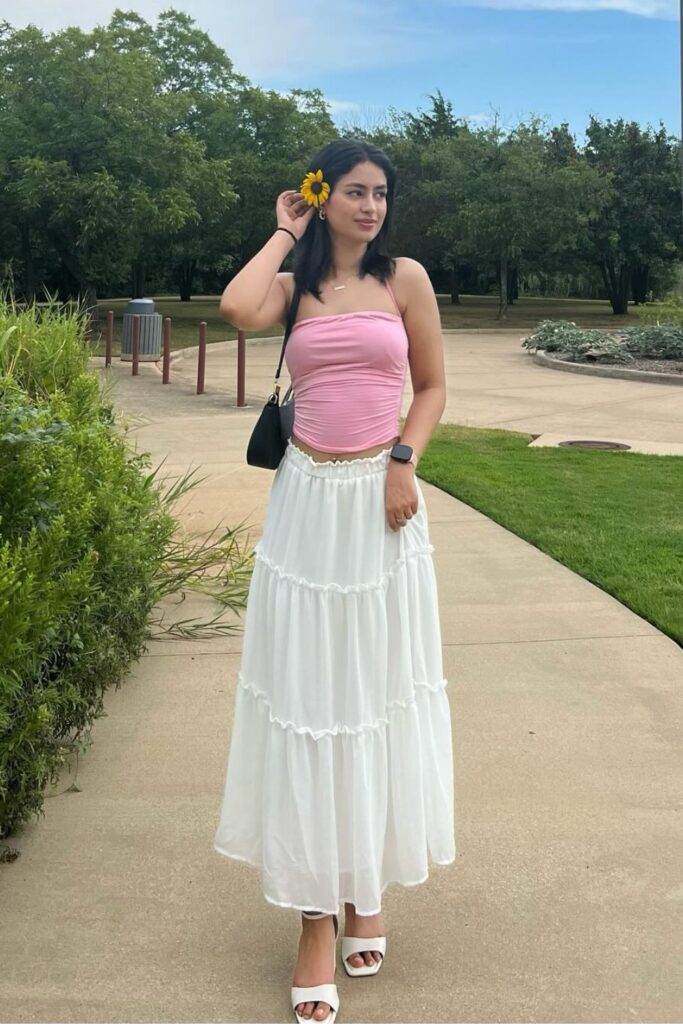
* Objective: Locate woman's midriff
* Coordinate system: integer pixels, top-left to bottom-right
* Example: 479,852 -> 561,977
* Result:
291,432 -> 400,463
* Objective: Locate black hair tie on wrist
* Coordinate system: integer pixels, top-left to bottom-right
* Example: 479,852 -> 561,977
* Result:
275,226 -> 297,243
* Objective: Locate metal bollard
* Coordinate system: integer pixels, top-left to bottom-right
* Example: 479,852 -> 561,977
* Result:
105,310 -> 113,367
132,315 -> 140,375
162,317 -> 171,384
237,329 -> 246,406
197,320 -> 207,394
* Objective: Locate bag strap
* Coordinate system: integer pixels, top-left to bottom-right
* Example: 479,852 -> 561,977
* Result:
274,279 -> 301,384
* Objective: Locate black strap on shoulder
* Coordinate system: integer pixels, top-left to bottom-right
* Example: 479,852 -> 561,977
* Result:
274,281 -> 301,382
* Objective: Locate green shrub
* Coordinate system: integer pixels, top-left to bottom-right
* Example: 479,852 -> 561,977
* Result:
0,372 -> 178,837
0,303 -> 253,846
621,324 -> 683,359
522,319 -> 683,363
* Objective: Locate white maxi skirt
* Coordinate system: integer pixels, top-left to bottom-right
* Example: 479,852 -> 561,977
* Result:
213,439 -> 456,916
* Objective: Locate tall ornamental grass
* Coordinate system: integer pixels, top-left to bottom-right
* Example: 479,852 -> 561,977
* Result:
0,293 -> 92,397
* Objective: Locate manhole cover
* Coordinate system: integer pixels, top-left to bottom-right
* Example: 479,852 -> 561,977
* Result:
558,439 -> 631,450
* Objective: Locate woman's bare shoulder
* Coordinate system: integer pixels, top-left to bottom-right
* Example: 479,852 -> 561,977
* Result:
392,256 -> 428,280
391,257 -> 430,314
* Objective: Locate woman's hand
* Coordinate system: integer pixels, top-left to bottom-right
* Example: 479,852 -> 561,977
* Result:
275,189 -> 315,241
385,462 -> 419,531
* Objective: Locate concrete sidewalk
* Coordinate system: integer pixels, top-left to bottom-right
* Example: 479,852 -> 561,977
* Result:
1,331 -> 682,1022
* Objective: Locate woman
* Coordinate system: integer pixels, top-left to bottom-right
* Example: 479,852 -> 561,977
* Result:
213,139 -> 456,1024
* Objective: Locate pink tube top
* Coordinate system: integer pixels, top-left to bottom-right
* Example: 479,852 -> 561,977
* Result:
284,285 -> 409,452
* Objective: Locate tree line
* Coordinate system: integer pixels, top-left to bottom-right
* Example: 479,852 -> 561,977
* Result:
0,9 -> 681,318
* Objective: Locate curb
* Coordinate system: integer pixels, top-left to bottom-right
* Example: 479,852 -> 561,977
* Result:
172,336 -> 285,359
532,349 -> 683,386
441,328 -> 528,334
152,349 -> 185,375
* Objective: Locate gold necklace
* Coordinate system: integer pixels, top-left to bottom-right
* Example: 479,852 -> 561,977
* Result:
327,272 -> 359,291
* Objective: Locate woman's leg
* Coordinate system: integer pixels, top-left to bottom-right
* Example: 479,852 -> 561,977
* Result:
292,912 -> 338,1021
342,903 -> 385,968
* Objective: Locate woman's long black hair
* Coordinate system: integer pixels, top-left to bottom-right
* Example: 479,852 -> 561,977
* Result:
292,139 -> 397,303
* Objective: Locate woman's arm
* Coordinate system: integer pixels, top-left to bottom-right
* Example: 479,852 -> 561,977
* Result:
395,257 -> 447,460
384,257 -> 447,531
219,232 -> 294,330
219,189 -> 313,330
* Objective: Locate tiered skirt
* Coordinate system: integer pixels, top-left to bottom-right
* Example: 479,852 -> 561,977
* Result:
213,439 -> 456,915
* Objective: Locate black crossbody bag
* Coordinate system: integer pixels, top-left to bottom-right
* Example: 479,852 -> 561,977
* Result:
246,284 -> 302,470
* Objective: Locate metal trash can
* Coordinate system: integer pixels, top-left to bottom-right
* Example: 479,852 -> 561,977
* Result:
121,298 -> 161,361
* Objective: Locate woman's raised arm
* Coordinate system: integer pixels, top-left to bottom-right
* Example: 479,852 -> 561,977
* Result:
219,189 -> 312,329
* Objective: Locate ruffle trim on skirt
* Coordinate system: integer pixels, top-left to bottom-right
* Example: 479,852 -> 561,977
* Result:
237,669 -> 449,738
254,540 -> 435,594
212,848 -> 458,917
284,438 -> 394,476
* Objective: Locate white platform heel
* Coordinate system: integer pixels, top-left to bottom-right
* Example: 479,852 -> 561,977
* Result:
291,911 -> 340,1024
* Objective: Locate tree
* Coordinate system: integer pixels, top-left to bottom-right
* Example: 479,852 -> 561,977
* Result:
0,15 -> 238,305
583,116 -> 683,314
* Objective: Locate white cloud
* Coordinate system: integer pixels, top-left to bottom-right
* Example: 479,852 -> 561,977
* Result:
442,0 -> 674,12
0,0 -> 169,33
0,0 -> 675,83
275,92 -> 362,116
196,1 -> 461,79
325,99 -> 362,115
464,111 -> 502,124
0,1 -> 455,78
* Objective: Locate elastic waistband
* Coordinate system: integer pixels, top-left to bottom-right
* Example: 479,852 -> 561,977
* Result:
284,438 -> 392,479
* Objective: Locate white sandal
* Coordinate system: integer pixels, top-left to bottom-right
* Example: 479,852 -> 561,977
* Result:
341,932 -> 386,977
291,911 -> 340,1024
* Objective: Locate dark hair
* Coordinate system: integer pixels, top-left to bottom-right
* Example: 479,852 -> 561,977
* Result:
292,138 -> 397,302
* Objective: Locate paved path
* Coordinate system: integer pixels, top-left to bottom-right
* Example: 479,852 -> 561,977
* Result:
1,331 -> 681,1022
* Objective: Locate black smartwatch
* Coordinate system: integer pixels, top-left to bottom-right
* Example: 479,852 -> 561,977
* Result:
389,442 -> 417,466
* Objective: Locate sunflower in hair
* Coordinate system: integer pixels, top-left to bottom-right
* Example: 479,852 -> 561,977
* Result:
300,169 -> 330,208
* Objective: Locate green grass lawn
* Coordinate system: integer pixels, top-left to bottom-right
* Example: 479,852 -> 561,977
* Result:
416,422 -> 683,648
90,293 -> 642,356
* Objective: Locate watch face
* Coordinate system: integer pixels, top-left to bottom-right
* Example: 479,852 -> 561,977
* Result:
391,443 -> 413,461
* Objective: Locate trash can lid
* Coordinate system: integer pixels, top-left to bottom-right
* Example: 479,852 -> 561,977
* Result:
126,298 -> 155,315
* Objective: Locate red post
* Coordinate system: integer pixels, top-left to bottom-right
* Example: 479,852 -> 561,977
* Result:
197,320 -> 207,394
105,310 -> 113,367
237,329 -> 246,406
132,314 -> 140,376
162,317 -> 171,384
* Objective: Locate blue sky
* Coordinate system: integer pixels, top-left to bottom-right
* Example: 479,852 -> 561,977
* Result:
2,0 -> 679,147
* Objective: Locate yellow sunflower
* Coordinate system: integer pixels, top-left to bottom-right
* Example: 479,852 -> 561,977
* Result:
300,168 -> 331,208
